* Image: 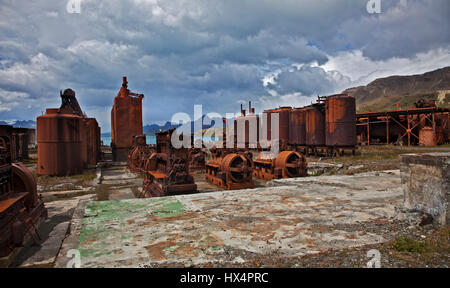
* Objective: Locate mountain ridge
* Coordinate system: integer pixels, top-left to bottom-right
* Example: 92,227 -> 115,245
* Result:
343,66 -> 450,112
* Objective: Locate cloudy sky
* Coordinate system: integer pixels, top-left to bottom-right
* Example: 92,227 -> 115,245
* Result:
0,0 -> 449,132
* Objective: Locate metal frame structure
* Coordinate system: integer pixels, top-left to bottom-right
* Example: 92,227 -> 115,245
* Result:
356,107 -> 449,146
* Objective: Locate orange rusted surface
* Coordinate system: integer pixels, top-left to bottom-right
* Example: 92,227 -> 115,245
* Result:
305,104 -> 325,146
289,108 -> 306,146
37,109 -> 84,176
254,151 -> 307,180
141,129 -> 197,198
264,107 -> 291,149
419,127 -> 437,146
128,135 -> 155,173
205,148 -> 254,190
1,125 -> 47,258
37,89 -> 101,175
111,77 -> 144,161
325,94 -> 356,147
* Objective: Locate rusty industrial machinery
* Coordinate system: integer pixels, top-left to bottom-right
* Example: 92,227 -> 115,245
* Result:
0,125 -> 47,263
111,77 -> 144,161
205,147 -> 254,190
37,89 -> 101,176
188,148 -> 206,172
140,129 -> 197,198
127,135 -> 155,173
11,128 -> 31,161
356,99 -> 450,147
253,150 -> 307,180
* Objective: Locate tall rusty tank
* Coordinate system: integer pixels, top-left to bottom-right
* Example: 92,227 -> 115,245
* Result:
305,104 -> 325,146
111,76 -> 144,161
37,108 -> 83,176
234,101 -> 259,148
263,107 -> 291,148
83,118 -> 101,167
289,108 -> 306,145
325,94 -> 356,147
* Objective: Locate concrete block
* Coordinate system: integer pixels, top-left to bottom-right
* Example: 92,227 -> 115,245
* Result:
400,152 -> 450,225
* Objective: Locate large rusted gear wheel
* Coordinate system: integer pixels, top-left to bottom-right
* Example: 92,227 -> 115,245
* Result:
221,153 -> 253,183
275,151 -> 306,178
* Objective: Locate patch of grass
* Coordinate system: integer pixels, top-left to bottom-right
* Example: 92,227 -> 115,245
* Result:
393,236 -> 426,253
392,226 -> 450,255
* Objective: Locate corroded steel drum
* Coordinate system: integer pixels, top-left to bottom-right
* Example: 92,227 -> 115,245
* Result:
274,151 -> 307,178
305,105 -> 325,146
289,108 -> 306,145
325,95 -> 356,147
37,109 -> 83,176
264,107 -> 291,148
221,153 -> 253,183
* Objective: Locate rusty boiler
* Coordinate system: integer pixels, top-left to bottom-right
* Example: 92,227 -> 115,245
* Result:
288,108 -> 306,146
111,77 -> 144,162
0,125 -> 47,261
325,94 -> 356,147
305,104 -> 325,146
128,135 -> 155,173
253,150 -> 307,180
37,108 -> 84,176
234,101 -> 259,149
37,89 -> 100,176
205,148 -> 254,190
263,107 -> 291,150
141,129 -> 197,198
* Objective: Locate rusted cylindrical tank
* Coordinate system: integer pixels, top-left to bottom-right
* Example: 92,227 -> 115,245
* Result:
234,101 -> 259,148
325,95 -> 356,147
264,107 -> 291,147
289,108 -> 306,145
37,109 -> 83,176
305,105 -> 325,146
419,127 -> 437,146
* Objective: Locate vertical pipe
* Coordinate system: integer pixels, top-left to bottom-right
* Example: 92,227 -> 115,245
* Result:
407,115 -> 411,146
387,116 -> 390,144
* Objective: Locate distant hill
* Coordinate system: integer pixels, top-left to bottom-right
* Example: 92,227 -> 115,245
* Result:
343,66 -> 450,112
0,120 -> 36,128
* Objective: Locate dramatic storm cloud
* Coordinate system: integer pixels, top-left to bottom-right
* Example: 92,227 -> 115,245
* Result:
0,0 -> 449,130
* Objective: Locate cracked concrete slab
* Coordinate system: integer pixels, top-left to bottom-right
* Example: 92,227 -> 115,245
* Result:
55,170 -> 403,268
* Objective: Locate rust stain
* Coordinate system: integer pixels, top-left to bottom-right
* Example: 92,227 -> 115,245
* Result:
145,241 -> 177,261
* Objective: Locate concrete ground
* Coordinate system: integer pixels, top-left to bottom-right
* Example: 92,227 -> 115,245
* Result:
54,170 -> 403,268
12,162 -> 142,267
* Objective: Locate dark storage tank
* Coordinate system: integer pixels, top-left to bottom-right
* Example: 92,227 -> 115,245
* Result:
325,94 -> 356,147
305,105 -> 325,146
37,109 -> 83,176
289,108 -> 306,145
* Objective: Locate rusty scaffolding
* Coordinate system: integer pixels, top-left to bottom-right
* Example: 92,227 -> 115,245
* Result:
356,107 -> 450,146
